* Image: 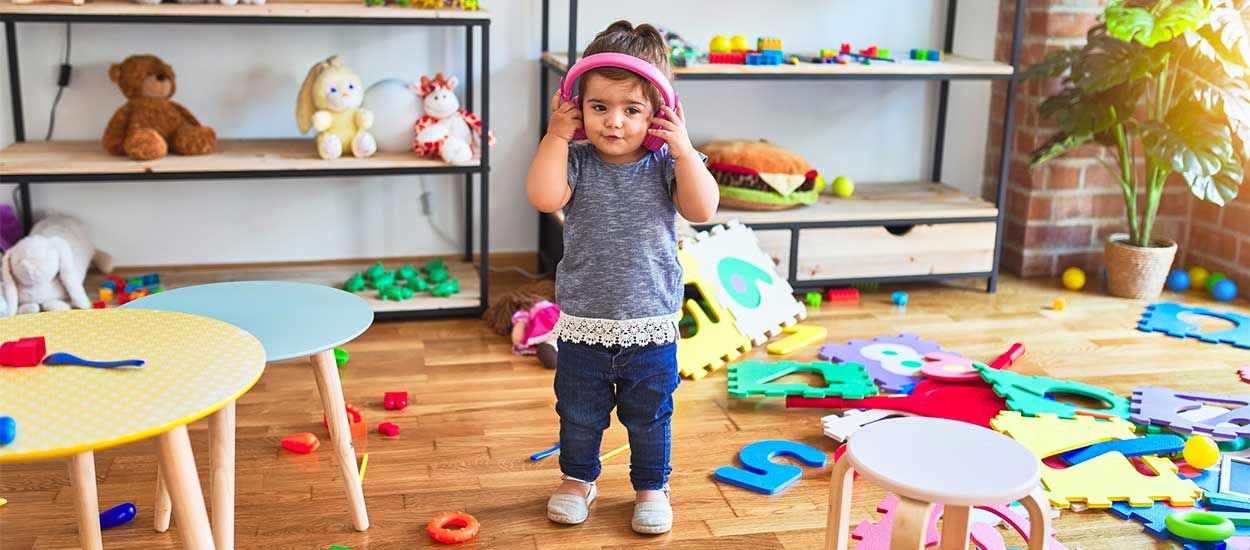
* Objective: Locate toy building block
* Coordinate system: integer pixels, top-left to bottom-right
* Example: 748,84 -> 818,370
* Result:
804,291 -> 822,308
840,42 -> 851,53
766,323 -> 828,355
0,416 -> 15,445
324,404 -> 367,438
378,422 -> 400,437
825,288 -> 859,303
728,360 -> 876,399
0,337 -> 46,367
334,348 -> 350,367
384,391 -> 409,410
757,37 -> 783,51
709,52 -> 746,64
100,280 -> 116,291
92,301 -> 106,309
99,287 -> 114,302
281,432 -> 320,454
141,273 -> 160,286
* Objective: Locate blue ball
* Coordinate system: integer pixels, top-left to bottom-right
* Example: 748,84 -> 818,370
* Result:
1166,269 -> 1190,292
1212,279 -> 1238,302
0,416 -> 14,446
891,291 -> 908,306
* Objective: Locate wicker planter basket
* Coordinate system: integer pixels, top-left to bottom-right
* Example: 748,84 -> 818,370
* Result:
1104,234 -> 1177,299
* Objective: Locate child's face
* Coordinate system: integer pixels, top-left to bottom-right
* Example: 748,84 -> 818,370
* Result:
581,74 -> 654,159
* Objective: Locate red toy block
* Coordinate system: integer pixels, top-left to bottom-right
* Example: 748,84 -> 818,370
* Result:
92,301 -> 106,309
281,432 -> 320,454
708,51 -> 746,64
383,391 -> 409,410
116,292 -> 132,306
840,42 -> 851,53
324,404 -> 367,438
378,422 -> 400,437
859,45 -> 878,57
824,288 -> 860,303
0,337 -> 46,367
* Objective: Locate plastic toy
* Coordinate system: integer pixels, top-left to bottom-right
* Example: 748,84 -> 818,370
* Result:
1208,273 -> 1230,293
728,360 -> 876,399
378,422 -> 400,437
1110,500 -> 1194,539
1059,434 -> 1185,465
329,546 -> 353,550
891,291 -> 908,306
1208,492 -> 1250,512
383,391 -> 408,410
0,336 -> 46,367
920,352 -> 989,382
1187,436 -> 1223,470
92,301 -> 105,309
757,37 -> 782,51
1214,280 -> 1239,302
804,291 -> 821,308
1223,457 -> 1250,498
358,452 -> 368,483
1061,267 -> 1086,291
1131,386 -> 1250,440
427,511 -> 480,544
675,249 -> 753,380
851,493 -> 941,549
379,285 -> 414,301
281,433 -> 320,454
323,404 -> 367,438
99,287 -> 115,302
0,416 -> 15,445
853,494 -> 1070,550
824,288 -> 859,302
1168,269 -> 1192,291
1139,302 -> 1250,349
599,443 -> 630,462
765,324 -> 828,355
1191,266 -> 1212,289
821,409 -> 911,442
99,502 -> 136,530
1242,368 -> 1250,384
709,35 -> 729,53
819,333 -> 946,393
990,342 -> 1026,370
42,352 -> 144,368
530,443 -> 559,461
1169,510 -> 1236,542
334,347 -> 350,367
1053,298 -> 1066,311
976,363 -> 1131,419
788,376 -> 1006,428
708,51 -> 747,64
910,48 -> 943,61
713,439 -> 826,495
430,279 -> 460,297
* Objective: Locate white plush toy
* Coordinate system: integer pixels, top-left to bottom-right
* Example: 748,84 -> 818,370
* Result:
296,55 -> 378,160
2,215 -> 113,317
413,73 -> 494,164
363,78 -> 424,153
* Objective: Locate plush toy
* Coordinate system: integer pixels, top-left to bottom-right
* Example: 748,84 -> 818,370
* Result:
296,55 -> 378,160
362,79 -> 424,153
701,139 -> 824,210
2,215 -> 114,317
103,55 -> 216,161
483,281 -> 558,369
413,73 -> 494,164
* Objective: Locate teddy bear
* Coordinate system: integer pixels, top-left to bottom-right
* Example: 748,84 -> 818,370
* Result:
1,214 -> 113,317
103,55 -> 217,161
413,73 -> 494,164
296,55 -> 377,160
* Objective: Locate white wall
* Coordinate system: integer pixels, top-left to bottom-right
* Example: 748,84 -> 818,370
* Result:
0,0 -> 999,267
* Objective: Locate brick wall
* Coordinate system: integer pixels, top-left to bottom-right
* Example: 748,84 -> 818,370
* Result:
1178,186 -> 1250,296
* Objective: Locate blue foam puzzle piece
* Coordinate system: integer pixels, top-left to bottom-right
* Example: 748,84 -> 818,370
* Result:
1209,492 -> 1250,513
1138,302 -> 1250,349
1193,469 -> 1222,494
1061,434 -> 1185,465
714,439 -> 827,495
1110,501 -> 1181,539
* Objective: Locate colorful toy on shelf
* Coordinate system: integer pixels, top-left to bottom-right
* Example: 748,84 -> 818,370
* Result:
746,51 -> 784,65
414,73 -> 494,164
831,175 -> 855,197
343,273 -> 366,292
1167,269 -> 1191,291
804,291 -> 822,308
757,37 -> 783,51
708,51 -> 747,64
361,78 -> 422,151
1138,302 -> 1250,349
1190,267 -> 1212,290
891,291 -> 908,306
281,432 -> 320,454
383,391 -> 408,410
324,404 -> 368,438
430,279 -> 460,297
103,55 -> 215,161
714,439 -> 827,495
765,323 -> 828,355
819,333 -> 947,393
379,284 -> 415,301
99,502 -> 137,530
42,352 -> 144,368
1207,272 -> 1229,293
728,360 -> 876,399
1185,436 -> 1222,470
296,55 -> 377,159
378,422 -> 400,437
910,48 -> 943,61
1062,266 -> 1086,290
1213,279 -> 1239,302
0,416 -> 15,445
702,139 -> 825,209
825,287 -> 859,302
427,511 -> 480,544
709,35 -> 730,53
0,336 -> 45,367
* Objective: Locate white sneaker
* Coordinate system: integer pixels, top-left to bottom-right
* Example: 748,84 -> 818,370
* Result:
547,478 -> 597,525
631,491 -> 672,534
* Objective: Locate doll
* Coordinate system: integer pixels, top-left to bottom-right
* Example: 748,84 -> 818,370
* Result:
483,281 -> 559,369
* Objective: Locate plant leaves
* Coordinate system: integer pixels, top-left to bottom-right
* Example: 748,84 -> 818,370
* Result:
1106,0 -> 1212,47
1030,132 -> 1094,167
1142,100 -> 1234,180
1175,48 -> 1250,156
1073,26 -> 1166,91
1200,0 -> 1250,68
1040,81 -> 1144,137
1022,47 -> 1083,80
1186,151 -> 1244,205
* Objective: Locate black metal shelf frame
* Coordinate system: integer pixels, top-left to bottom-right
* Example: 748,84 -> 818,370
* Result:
535,0 -> 1026,293
1,10 -> 492,319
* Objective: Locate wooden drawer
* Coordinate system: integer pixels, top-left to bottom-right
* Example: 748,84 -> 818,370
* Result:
754,222 -> 997,281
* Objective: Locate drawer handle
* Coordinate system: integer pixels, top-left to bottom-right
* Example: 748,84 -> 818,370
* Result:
885,225 -> 915,237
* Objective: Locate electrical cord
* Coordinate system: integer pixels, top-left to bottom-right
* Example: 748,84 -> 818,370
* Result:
45,23 -> 71,141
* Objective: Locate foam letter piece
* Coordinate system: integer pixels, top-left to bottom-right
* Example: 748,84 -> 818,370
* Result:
972,502 -> 1071,550
1132,387 -> 1250,440
1139,302 -> 1250,349
819,334 -> 947,393
676,249 -> 754,380
821,409 -> 912,442
728,360 -> 877,399
1061,434 -> 1185,466
991,412 -> 1201,509
766,323 -> 827,355
788,377 -> 1006,428
851,493 -> 941,549
977,364 -> 1131,420
713,439 -> 827,495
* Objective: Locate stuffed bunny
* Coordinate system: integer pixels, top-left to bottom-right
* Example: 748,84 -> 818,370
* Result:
296,55 -> 377,160
413,73 -> 494,164
2,215 -> 114,317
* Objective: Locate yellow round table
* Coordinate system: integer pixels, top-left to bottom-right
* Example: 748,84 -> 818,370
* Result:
0,308 -> 266,550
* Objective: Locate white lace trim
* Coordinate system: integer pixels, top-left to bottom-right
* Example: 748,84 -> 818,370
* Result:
554,311 -> 681,348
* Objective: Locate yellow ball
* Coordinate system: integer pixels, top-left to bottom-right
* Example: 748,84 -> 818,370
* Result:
729,35 -> 749,52
832,176 -> 855,198
709,35 -> 729,53
1061,267 -> 1086,291
1189,266 -> 1210,290
1183,435 -> 1220,470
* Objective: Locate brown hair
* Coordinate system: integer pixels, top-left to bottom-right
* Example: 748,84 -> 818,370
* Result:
577,20 -> 672,111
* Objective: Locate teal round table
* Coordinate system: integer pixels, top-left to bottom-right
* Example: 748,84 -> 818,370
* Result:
124,281 -> 375,542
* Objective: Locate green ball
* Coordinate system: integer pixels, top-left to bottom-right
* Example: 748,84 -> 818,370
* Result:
832,176 -> 855,198
1206,272 -> 1228,293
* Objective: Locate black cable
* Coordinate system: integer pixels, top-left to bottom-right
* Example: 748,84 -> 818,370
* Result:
45,23 -> 71,141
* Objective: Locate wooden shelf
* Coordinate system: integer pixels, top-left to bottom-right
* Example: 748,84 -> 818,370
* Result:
704,182 -> 998,227
0,139 -> 481,181
85,256 -> 482,318
542,51 -> 1014,80
0,1 -> 492,21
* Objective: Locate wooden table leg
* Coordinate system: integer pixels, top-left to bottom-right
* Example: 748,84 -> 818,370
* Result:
1020,487 -> 1053,550
890,497 -> 935,550
67,451 -> 102,550
157,425 -> 215,550
311,349 -> 369,531
939,505 -> 971,550
823,453 -> 856,550
210,400 -> 237,549
154,464 -> 172,532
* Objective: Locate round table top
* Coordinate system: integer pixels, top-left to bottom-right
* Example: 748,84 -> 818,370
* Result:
124,281 -> 373,363
0,308 -> 265,462
846,417 -> 1041,506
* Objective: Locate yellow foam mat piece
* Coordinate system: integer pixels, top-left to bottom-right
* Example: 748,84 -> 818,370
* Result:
766,324 -> 828,355
990,412 -> 1201,509
677,250 -> 753,380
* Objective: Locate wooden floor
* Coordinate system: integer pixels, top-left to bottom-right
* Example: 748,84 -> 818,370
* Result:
2,261 -> 1247,549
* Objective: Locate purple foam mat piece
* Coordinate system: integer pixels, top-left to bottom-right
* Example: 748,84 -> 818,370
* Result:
1131,386 -> 1250,439
818,333 -> 948,393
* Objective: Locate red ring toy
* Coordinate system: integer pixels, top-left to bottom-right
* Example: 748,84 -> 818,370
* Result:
427,511 -> 479,544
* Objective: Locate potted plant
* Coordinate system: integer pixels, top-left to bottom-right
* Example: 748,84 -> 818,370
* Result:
1027,0 -> 1247,298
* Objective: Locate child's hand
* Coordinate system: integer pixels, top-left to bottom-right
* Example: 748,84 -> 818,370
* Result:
649,102 -> 696,160
547,90 -> 583,142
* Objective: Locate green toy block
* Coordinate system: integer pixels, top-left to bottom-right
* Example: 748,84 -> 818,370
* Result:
727,360 -> 878,399
344,273 -> 367,292
397,264 -> 418,280
334,348 -> 349,368
365,261 -> 387,280
805,291 -> 822,308
329,546 -> 353,550
430,278 -> 460,297
974,363 -> 1130,420
369,271 -> 396,290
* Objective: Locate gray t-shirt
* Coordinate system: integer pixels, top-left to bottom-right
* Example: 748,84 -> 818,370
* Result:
554,142 -> 701,348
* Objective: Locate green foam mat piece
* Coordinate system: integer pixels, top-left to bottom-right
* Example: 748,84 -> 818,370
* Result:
728,360 -> 877,399
975,363 -> 1130,419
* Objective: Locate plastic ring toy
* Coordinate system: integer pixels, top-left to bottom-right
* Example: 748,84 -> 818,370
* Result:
1165,510 -> 1235,542
427,511 -> 480,544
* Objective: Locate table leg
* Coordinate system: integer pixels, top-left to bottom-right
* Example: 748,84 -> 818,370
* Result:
311,348 -> 369,531
67,451 -> 102,550
823,453 -> 856,550
1020,487 -> 1052,550
891,497 -> 935,550
157,425 -> 215,549
210,400 -> 237,549
939,505 -> 971,550
154,464 -> 172,532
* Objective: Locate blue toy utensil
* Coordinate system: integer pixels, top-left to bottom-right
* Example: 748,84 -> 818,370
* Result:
43,352 -> 145,368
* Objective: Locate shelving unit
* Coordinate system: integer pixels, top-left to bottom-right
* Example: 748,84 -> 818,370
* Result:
0,1 -> 491,319
536,0 -> 1025,292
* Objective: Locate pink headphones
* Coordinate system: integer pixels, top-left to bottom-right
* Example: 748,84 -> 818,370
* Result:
559,52 -> 678,152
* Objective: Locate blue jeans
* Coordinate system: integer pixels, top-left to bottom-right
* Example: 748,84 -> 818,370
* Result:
554,339 -> 680,491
